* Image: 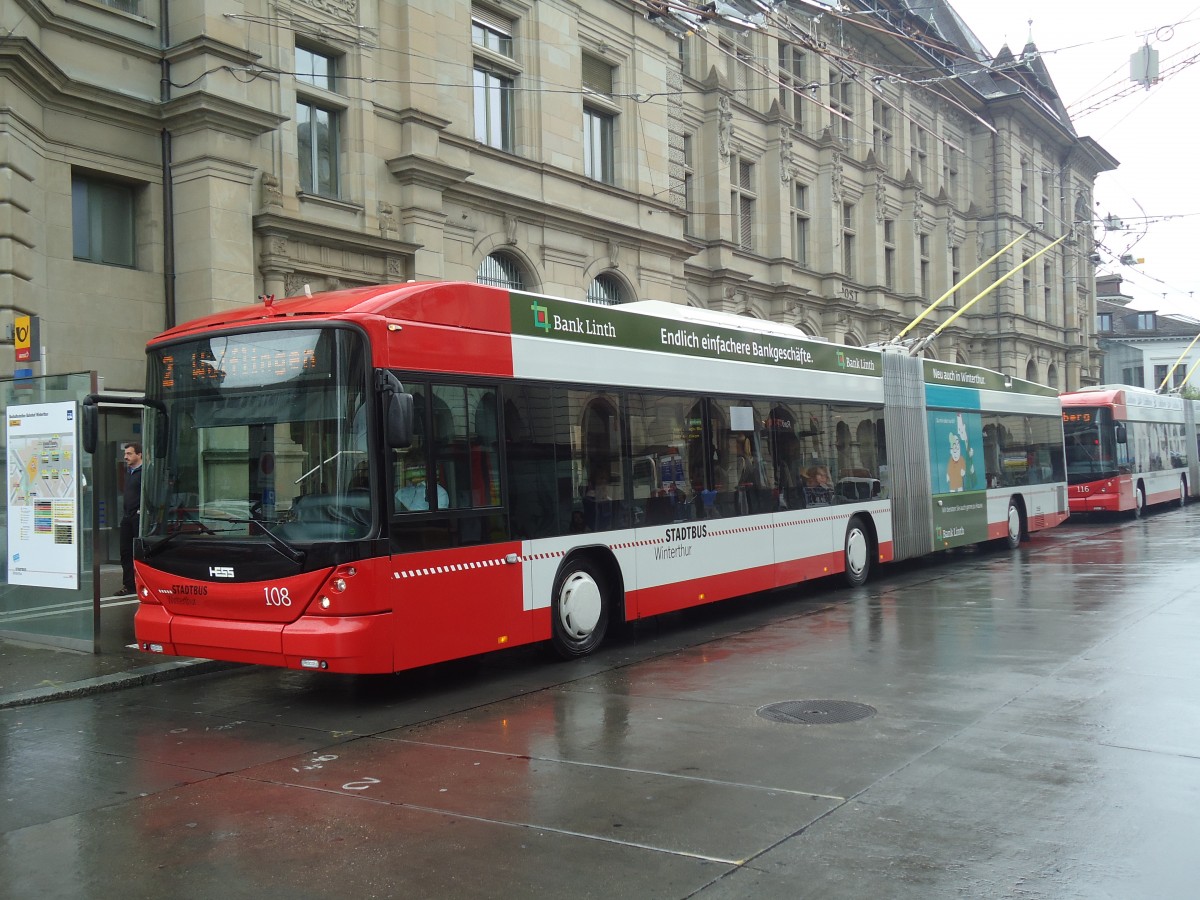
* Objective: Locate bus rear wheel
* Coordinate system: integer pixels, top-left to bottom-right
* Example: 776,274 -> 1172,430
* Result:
843,516 -> 872,587
550,558 -> 610,659
1003,500 -> 1023,550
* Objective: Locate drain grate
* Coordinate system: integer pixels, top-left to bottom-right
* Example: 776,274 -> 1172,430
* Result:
756,699 -> 876,725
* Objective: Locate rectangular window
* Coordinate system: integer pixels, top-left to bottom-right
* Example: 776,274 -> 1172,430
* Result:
501,383 -> 622,539
778,44 -> 807,126
910,123 -> 928,185
472,11 -> 517,152
1154,365 -> 1170,389
919,232 -> 930,299
473,67 -> 514,150
944,142 -> 961,204
724,34 -> 754,100
1022,256 -> 1032,314
950,245 -> 961,307
628,393 -> 706,525
296,46 -> 336,90
1096,312 -> 1113,332
295,46 -> 341,198
584,107 -> 615,184
1136,312 -> 1156,330
873,99 -> 893,170
582,54 -> 613,96
982,413 -> 1066,489
829,67 -> 853,142
101,0 -> 139,12
682,134 -> 697,236
713,399 -> 776,516
792,182 -> 809,266
472,11 -> 513,57
1122,366 -> 1145,388
393,380 -> 505,549
1043,260 -> 1054,323
297,100 -> 339,196
72,174 -> 136,267
1020,159 -> 1031,221
732,158 -> 756,252
842,202 -> 856,279
883,218 -> 896,290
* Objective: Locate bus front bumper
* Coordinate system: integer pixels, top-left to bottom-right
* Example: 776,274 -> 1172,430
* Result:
135,603 -> 395,674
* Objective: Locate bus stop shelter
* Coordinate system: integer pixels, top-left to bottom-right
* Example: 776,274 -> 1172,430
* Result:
0,372 -> 111,652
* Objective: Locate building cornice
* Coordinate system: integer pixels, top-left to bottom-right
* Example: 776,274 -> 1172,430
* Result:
253,212 -> 421,258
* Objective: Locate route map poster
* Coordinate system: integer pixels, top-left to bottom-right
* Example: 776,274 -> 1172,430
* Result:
7,401 -> 80,589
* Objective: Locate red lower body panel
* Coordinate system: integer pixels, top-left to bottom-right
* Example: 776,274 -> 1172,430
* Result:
135,603 -> 395,673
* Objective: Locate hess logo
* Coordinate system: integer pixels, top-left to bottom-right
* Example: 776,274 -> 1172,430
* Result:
209,566 -> 235,578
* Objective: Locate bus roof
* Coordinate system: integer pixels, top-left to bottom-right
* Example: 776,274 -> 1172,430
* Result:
148,282 -> 513,345
1061,385 -> 1185,412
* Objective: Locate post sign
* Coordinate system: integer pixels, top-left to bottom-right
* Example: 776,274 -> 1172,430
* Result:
14,315 -> 40,363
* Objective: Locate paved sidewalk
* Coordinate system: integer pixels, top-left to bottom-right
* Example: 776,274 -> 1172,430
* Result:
0,594 -> 233,710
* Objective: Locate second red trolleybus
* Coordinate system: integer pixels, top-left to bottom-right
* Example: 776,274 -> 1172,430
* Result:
1061,385 -> 1200,516
89,282 -> 1069,674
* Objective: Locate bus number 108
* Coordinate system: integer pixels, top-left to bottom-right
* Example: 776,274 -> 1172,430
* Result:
264,587 -> 292,606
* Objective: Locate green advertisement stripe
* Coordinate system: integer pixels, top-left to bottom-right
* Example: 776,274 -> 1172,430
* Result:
513,293 -> 883,377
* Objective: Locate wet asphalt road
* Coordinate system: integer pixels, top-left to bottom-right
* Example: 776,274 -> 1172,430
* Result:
3,509 -> 1200,899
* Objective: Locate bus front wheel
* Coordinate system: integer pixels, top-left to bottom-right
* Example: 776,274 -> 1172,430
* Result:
550,558 -> 610,659
843,516 -> 872,587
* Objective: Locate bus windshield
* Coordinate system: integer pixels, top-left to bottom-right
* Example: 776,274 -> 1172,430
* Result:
141,327 -> 373,545
1063,405 -> 1119,483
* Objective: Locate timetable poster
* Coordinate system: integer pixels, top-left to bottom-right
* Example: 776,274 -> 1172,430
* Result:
7,401 -> 80,589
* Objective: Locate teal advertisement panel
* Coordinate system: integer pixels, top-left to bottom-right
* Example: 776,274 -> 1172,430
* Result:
928,410 -> 988,548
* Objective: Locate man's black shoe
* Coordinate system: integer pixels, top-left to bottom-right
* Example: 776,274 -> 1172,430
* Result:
116,586 -> 134,596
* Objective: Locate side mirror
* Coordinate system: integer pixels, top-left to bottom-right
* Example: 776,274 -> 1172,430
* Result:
387,392 -> 413,449
1115,422 -> 1127,444
376,370 -> 413,448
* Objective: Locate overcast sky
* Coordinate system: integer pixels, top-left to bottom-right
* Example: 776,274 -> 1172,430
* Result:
946,1 -> 1200,317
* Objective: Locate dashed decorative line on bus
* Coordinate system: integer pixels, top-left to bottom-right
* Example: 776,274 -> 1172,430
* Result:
391,515 -> 857,579
393,558 -> 510,579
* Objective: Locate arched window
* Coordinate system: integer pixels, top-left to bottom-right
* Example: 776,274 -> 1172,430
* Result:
476,253 -> 524,289
586,273 -> 624,305
1046,364 -> 1059,390
1025,359 -> 1039,383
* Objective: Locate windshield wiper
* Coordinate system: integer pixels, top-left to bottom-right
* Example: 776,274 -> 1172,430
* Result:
294,449 -> 366,485
218,517 -> 307,565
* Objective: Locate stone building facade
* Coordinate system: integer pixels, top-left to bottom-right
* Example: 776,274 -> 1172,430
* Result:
1,0 -> 1116,393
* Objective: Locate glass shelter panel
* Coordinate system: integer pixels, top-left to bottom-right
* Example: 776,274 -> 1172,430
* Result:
0,373 -> 99,650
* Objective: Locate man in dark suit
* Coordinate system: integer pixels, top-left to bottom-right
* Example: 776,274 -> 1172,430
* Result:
119,442 -> 142,595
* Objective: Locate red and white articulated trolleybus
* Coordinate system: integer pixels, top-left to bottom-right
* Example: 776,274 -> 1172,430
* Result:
88,282 -> 1069,674
1061,385 -> 1200,517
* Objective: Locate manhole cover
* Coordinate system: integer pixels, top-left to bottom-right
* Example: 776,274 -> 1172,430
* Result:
756,700 -> 876,725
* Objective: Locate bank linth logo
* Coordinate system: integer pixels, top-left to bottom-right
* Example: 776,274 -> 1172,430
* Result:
530,300 -> 551,332
837,350 -> 845,369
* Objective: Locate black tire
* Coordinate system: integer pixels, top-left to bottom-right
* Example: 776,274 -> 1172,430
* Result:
1132,484 -> 1146,519
550,557 -> 610,659
843,516 -> 872,587
1179,477 -> 1188,508
1002,500 -> 1023,550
